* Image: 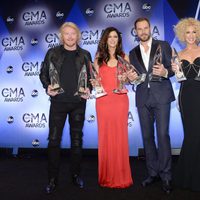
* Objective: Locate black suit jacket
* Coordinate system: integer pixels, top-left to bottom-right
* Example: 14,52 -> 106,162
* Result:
129,39 -> 175,107
40,45 -> 92,90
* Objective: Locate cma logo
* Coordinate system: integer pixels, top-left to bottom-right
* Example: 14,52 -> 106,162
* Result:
81,29 -> 104,45
1,36 -> 25,51
23,113 -> 47,128
31,38 -> 38,46
104,2 -> 131,18
85,8 -> 94,16
31,89 -> 38,97
6,16 -> 14,23
2,87 -> 25,102
22,10 -> 47,26
56,11 -> 64,19
6,66 -> 13,73
128,111 -> 134,127
131,26 -> 161,43
7,116 -> 14,124
45,33 -> 60,48
22,61 -> 40,76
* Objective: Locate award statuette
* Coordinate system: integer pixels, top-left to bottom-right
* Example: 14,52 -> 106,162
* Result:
74,64 -> 89,97
113,57 -> 128,94
195,69 -> 200,81
89,62 -> 107,98
117,55 -> 146,86
172,47 -> 187,82
149,44 -> 163,82
49,62 -> 64,94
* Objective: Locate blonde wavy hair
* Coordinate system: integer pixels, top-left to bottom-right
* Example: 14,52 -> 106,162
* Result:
59,22 -> 81,44
174,18 -> 200,43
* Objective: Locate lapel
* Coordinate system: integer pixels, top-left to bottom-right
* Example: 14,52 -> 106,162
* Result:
134,45 -> 147,73
148,39 -> 159,72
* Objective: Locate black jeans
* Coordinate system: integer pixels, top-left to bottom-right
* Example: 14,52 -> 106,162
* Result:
47,101 -> 86,180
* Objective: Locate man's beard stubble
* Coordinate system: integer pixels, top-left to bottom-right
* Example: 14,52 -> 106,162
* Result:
139,34 -> 151,42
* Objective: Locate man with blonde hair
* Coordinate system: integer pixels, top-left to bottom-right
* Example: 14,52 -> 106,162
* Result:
40,22 -> 92,194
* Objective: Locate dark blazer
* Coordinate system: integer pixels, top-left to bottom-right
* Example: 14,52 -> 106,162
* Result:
40,45 -> 92,90
129,39 -> 175,107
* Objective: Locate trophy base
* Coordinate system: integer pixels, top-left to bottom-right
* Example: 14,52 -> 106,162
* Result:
95,86 -> 107,98
74,87 -> 87,96
57,88 -> 64,94
51,83 -> 60,90
74,91 -> 84,96
74,91 -> 90,99
95,92 -> 107,98
176,72 -> 187,82
133,74 -> 146,85
51,86 -> 64,94
176,77 -> 187,82
113,88 -> 128,94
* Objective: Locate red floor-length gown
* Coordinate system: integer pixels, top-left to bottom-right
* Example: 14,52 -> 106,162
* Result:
96,62 -> 133,188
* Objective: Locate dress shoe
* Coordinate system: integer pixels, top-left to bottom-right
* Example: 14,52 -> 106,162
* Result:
45,178 -> 57,194
72,174 -> 84,188
162,180 -> 172,194
141,176 -> 160,187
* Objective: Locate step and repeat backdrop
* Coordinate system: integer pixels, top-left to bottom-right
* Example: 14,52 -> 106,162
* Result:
0,0 -> 199,155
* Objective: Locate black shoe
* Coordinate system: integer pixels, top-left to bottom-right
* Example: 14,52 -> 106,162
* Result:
162,180 -> 172,194
45,178 -> 57,194
72,174 -> 84,188
141,176 -> 160,187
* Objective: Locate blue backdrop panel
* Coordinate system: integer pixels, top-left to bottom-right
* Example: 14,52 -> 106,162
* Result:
0,0 -> 199,155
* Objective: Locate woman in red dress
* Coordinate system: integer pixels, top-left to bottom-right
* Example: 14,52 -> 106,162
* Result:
92,27 -> 133,188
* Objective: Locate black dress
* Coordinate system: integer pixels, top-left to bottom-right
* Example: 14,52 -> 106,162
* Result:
175,57 -> 200,191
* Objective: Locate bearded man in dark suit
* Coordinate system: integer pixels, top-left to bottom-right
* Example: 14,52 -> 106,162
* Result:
128,17 -> 175,194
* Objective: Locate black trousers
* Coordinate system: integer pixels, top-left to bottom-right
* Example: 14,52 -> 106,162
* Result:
47,101 -> 86,180
137,89 -> 172,181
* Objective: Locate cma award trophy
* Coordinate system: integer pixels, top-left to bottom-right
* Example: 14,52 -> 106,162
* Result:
149,44 -> 163,82
89,61 -> 107,98
195,69 -> 200,81
49,62 -> 64,94
113,56 -> 128,94
117,55 -> 146,85
171,47 -> 187,82
74,64 -> 89,98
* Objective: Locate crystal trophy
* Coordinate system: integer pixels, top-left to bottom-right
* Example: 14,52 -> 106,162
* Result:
117,55 -> 146,85
195,69 -> 200,81
89,62 -> 107,98
149,44 -> 163,82
171,47 -> 187,82
113,57 -> 128,94
74,64 -> 89,97
49,62 -> 64,94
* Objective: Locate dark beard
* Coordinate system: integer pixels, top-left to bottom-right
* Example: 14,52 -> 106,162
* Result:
139,34 -> 151,42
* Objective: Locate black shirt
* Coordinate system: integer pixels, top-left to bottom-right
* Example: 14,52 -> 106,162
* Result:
53,49 -> 80,102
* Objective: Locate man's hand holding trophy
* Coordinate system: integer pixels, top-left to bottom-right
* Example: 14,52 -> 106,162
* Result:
149,44 -> 168,82
117,55 -> 146,86
48,62 -> 64,96
74,64 -> 91,99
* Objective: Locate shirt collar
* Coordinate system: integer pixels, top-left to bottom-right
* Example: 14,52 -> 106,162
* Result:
139,37 -> 152,51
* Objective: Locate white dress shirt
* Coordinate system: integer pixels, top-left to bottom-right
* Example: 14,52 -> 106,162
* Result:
139,37 -> 152,71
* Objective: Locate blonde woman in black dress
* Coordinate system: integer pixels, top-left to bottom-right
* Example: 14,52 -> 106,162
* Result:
172,17 -> 200,191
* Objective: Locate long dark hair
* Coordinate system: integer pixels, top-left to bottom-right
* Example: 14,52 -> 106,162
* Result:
96,27 -> 124,66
